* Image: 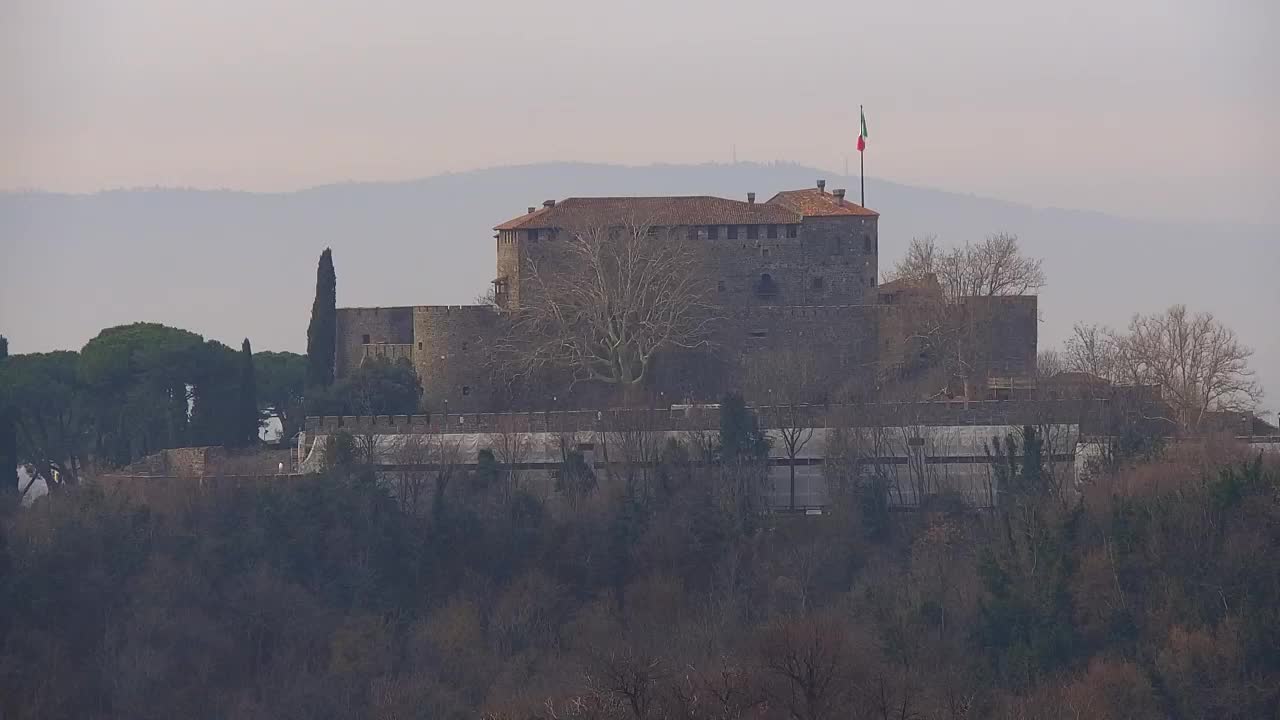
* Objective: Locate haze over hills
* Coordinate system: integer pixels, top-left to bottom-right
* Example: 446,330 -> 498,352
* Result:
2,161 -> 1276,408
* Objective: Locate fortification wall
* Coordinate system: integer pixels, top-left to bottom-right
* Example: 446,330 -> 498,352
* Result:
304,398 -> 1105,435
335,306 -> 415,377
495,229 -> 522,308
965,295 -> 1038,378
695,215 -> 877,309
412,305 -> 504,413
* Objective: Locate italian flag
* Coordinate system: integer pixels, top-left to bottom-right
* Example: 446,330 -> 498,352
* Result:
857,108 -> 868,152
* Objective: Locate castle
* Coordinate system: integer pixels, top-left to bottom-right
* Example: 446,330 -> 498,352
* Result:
335,180 -> 1038,412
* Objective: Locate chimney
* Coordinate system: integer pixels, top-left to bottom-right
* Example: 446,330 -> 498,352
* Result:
816,179 -> 826,193
527,206 -> 536,214
543,199 -> 556,208
833,188 -> 846,201
747,192 -> 756,205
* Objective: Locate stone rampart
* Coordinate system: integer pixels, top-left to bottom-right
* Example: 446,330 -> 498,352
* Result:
305,399 -> 1107,436
335,306 -> 415,377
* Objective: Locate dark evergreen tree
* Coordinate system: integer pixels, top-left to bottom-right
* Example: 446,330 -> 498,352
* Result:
236,339 -> 259,447
305,248 -> 337,389
716,393 -> 769,462
0,335 -> 16,497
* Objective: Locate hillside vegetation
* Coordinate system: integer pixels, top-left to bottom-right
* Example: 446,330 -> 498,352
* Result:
1,438 -> 1277,719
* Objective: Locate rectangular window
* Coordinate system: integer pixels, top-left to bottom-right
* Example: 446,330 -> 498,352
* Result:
863,235 -> 872,253
361,334 -> 371,344
717,280 -> 726,292
527,229 -> 538,242
868,276 -> 876,287
786,225 -> 798,238
767,224 -> 778,239
749,330 -> 768,338
706,225 -> 718,240
727,225 -> 739,240
417,341 -> 423,350
811,277 -> 824,290
687,226 -> 698,240
747,225 -> 758,240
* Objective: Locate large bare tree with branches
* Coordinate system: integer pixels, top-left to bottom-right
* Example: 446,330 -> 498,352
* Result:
748,349 -> 822,510
1063,322 -> 1126,382
505,220 -> 721,388
886,233 -> 1045,303
1122,305 -> 1261,432
1061,307 -> 1261,433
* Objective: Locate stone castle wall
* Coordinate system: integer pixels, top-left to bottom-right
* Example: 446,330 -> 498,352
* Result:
411,305 -> 502,411
333,195 -> 1036,413
304,398 -> 1106,436
334,297 -> 1038,413
334,306 -> 414,378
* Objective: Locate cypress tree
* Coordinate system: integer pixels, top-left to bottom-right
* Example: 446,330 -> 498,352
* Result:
306,248 -> 337,388
237,338 -> 259,447
0,335 -> 16,496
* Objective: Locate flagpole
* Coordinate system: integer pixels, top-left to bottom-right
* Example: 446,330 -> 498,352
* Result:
859,104 -> 865,206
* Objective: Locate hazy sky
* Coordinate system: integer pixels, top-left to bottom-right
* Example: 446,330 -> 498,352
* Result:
3,0 -> 1278,223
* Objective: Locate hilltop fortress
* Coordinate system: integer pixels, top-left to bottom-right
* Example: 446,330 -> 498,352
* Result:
334,180 -> 1037,411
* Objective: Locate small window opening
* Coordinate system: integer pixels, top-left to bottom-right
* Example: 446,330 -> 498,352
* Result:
747,225 -> 758,240
687,226 -> 698,240
417,341 -> 423,350
749,329 -> 768,338
767,224 -> 778,239
761,248 -> 770,258
706,225 -> 718,240
811,277 -> 824,290
727,225 -> 739,240
461,385 -> 472,396
526,229 -> 538,242
717,280 -> 726,292
786,225 -> 798,238
863,235 -> 872,253
462,342 -> 468,351
361,334 -> 371,344
756,273 -> 778,297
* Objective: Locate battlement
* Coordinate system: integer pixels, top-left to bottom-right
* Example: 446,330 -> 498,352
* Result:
304,399 -> 1106,436
412,304 -> 499,317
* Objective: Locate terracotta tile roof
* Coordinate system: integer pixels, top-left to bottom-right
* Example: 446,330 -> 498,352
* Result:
494,196 -> 801,231
766,188 -> 879,217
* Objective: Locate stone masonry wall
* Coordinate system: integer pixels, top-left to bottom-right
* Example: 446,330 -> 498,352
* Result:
965,295 -> 1038,378
335,306 -> 415,378
304,398 -> 1106,435
412,305 -> 503,413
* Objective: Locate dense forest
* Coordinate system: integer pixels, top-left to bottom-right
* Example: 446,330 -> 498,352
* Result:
1,428 -> 1276,719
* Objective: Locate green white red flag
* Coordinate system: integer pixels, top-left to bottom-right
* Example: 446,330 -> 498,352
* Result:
857,108 -> 867,152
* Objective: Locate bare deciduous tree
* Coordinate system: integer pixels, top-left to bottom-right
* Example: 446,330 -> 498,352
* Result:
1063,322 -> 1125,382
886,233 -> 1045,303
1121,305 -> 1262,432
748,349 -> 822,510
506,220 -> 721,386
1036,349 -> 1066,379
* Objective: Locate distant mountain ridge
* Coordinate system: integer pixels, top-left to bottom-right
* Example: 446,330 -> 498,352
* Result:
2,162 -> 1276,407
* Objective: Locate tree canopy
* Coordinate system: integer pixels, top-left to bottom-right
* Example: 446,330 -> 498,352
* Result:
307,356 -> 423,416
